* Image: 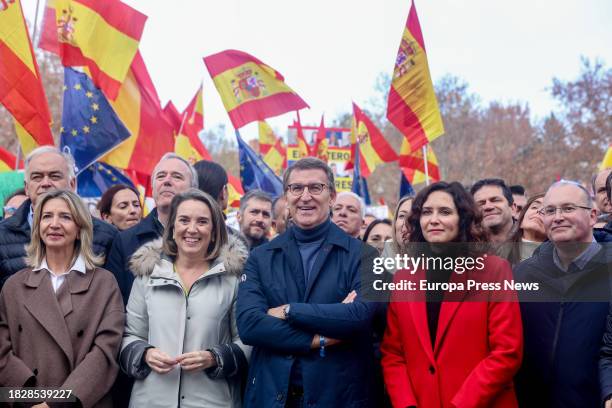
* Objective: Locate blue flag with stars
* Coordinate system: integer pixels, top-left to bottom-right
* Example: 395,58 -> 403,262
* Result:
351,146 -> 371,205
61,68 -> 130,175
77,161 -> 136,198
237,130 -> 283,198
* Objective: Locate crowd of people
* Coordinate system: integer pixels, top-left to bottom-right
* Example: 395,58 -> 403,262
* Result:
1,145 -> 612,407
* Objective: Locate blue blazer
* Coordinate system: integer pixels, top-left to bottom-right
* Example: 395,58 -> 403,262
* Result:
237,221 -> 379,408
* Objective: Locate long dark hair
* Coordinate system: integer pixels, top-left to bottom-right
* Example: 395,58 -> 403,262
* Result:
407,181 -> 487,245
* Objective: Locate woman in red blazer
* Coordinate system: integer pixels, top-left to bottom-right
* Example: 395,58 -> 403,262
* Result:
381,181 -> 523,408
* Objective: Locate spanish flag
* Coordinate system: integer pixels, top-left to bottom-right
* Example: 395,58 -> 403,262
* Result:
294,111 -> 311,158
399,137 -> 440,184
600,145 -> 612,170
312,115 -> 328,161
175,85 -> 212,164
39,0 -> 147,100
0,146 -> 21,172
163,101 -> 182,132
0,0 -> 54,153
204,50 -> 309,129
347,102 -> 398,177
100,52 -> 175,176
387,1 -> 444,153
227,172 -> 244,209
258,121 -> 286,175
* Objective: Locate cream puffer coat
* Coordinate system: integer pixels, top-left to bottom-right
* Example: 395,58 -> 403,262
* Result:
120,236 -> 251,408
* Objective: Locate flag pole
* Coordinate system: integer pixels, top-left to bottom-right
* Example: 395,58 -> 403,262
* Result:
422,145 -> 430,186
32,0 -> 42,45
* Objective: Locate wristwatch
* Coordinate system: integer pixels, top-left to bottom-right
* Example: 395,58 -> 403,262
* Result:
283,304 -> 290,320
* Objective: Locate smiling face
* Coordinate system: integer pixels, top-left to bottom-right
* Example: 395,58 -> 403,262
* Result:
543,185 -> 596,243
286,169 -> 335,230
104,188 -> 142,230
473,185 -> 514,231
39,198 -> 79,253
420,191 -> 460,243
173,199 -> 213,258
152,158 -> 193,211
332,194 -> 363,237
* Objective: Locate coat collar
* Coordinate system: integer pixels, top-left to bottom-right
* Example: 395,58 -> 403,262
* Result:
25,263 -> 96,294
133,208 -> 163,238
268,221 -> 351,252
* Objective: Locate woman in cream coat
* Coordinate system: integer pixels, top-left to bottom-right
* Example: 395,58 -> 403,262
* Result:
120,189 -> 250,408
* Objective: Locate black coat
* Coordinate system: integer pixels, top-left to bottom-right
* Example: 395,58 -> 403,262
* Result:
0,199 -> 117,289
514,236 -> 612,408
103,209 -> 163,304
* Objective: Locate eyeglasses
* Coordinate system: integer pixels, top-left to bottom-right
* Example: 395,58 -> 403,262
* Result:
286,183 -> 328,196
3,207 -> 17,216
538,204 -> 592,217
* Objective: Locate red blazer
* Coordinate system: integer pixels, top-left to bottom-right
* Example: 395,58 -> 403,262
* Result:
381,255 -> 523,408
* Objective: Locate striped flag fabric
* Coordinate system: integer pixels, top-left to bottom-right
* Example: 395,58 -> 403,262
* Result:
39,0 -> 147,99
174,85 -> 212,163
258,121 -> 286,175
399,137 -> 441,184
346,102 -> 398,177
312,115 -> 328,161
100,52 -> 174,176
294,111 -> 311,158
163,101 -> 182,132
227,172 -> 244,209
399,167 -> 416,197
204,50 -> 308,129
387,1 -> 444,153
0,0 -> 54,154
0,146 -> 21,172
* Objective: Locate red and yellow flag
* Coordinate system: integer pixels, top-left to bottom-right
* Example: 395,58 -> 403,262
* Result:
174,85 -> 212,164
204,50 -> 309,129
399,137 -> 440,184
600,145 -> 612,170
347,102 -> 398,177
294,111 -> 310,158
39,0 -> 147,100
387,1 -> 444,153
227,172 -> 244,209
258,121 -> 286,175
312,115 -> 328,161
0,146 -> 22,172
162,101 -> 182,132
0,0 -> 54,154
100,52 -> 174,176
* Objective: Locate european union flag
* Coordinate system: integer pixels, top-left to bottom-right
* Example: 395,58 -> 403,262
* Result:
77,161 -> 136,198
237,130 -> 283,197
61,68 -> 130,175
400,168 -> 416,198
351,147 -> 371,205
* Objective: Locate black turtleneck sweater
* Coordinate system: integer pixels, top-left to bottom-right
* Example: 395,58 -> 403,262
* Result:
293,218 -> 331,285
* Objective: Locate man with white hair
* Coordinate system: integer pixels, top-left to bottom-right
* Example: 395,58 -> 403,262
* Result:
514,180 -> 612,407
104,152 -> 198,303
332,191 -> 365,238
0,146 -> 117,288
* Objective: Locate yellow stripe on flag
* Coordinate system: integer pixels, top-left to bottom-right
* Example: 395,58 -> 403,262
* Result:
601,145 -> 612,170
101,69 -> 141,168
175,134 -> 204,165
0,0 -> 37,74
14,120 -> 39,155
52,0 -> 140,82
212,62 -> 298,111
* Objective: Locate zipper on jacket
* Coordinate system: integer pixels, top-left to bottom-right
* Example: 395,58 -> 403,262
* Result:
549,301 -> 565,370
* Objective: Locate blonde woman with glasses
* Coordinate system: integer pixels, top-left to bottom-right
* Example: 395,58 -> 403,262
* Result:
0,190 -> 125,407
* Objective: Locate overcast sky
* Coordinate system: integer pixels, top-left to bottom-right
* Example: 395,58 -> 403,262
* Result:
24,0 -> 612,141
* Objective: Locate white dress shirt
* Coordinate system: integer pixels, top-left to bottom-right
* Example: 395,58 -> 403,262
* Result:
33,255 -> 87,293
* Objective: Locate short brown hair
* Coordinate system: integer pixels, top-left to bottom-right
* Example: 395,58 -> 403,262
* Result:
162,189 -> 228,261
27,190 -> 102,270
96,184 -> 141,217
